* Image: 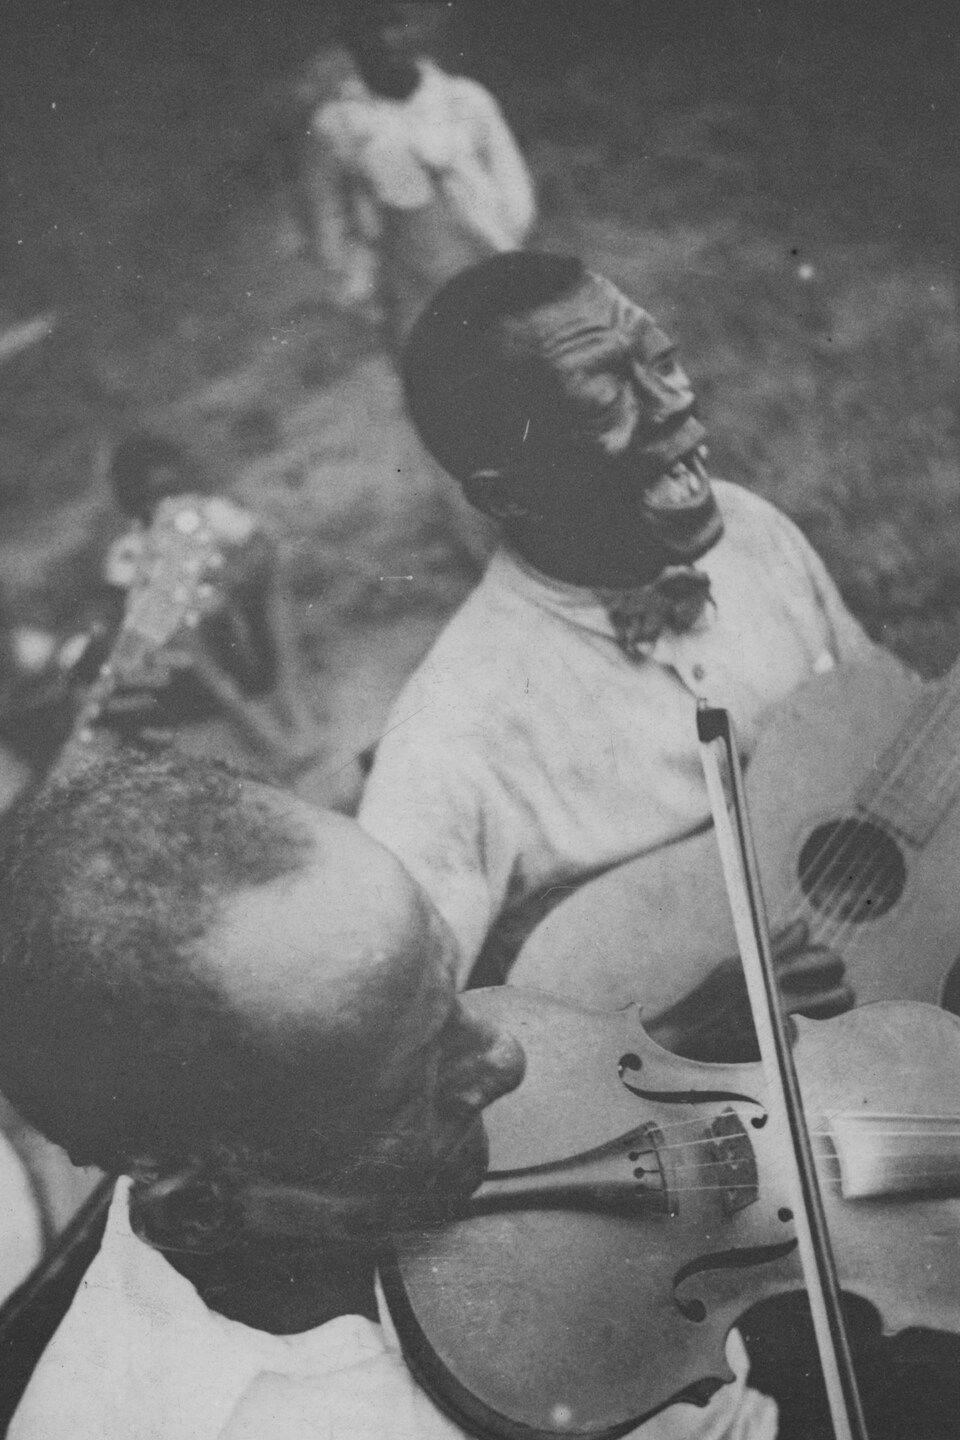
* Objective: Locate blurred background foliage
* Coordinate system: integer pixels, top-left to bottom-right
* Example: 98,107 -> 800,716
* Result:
0,0 -> 957,671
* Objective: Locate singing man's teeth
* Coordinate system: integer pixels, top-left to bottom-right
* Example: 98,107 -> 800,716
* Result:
646,459 -> 706,507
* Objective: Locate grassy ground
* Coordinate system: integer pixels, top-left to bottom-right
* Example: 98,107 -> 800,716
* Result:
0,3 -> 957,796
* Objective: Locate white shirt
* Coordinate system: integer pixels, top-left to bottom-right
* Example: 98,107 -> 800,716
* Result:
11,1180 -> 774,1440
360,482 -> 876,979
312,61 -> 536,340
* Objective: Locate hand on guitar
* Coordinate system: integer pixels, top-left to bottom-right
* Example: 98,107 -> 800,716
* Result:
650,917 -> 852,1062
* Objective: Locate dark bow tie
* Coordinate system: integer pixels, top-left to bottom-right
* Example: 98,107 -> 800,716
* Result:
597,567 -> 713,658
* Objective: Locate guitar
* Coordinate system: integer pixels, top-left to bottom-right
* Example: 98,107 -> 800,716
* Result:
58,499 -> 221,772
511,649 -> 960,1018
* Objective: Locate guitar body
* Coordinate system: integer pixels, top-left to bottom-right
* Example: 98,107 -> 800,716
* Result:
513,652 -> 960,1015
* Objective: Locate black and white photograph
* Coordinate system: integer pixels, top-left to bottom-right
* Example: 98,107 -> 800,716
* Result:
0,2 -> 958,1436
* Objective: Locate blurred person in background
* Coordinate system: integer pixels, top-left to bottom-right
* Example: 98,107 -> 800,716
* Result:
283,2 -> 535,572
309,1 -> 536,353
99,433 -> 321,776
0,585 -> 107,788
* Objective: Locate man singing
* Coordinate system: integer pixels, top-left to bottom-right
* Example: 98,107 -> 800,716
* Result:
359,251 -> 874,1034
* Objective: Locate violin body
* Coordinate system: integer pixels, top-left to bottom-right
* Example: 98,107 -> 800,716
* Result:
384,988 -> 960,1440
512,653 -> 960,1016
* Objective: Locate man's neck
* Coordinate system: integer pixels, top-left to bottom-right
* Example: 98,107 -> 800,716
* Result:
168,1233 -> 380,1334
507,528 -> 670,592
504,504 -> 726,591
356,56 -> 423,102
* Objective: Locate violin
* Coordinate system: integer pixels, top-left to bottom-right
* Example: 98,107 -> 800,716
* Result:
384,989 -> 960,1440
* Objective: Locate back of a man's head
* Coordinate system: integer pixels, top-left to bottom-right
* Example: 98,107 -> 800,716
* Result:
339,2 -> 437,51
0,748 -> 315,1177
402,251 -> 588,487
338,2 -> 439,99
109,433 -> 202,523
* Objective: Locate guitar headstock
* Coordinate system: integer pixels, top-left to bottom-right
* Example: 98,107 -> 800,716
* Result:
58,498 -> 228,766
121,497 -> 223,656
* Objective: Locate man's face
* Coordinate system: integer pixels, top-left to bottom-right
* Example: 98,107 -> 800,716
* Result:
203,797 -> 525,1240
504,275 -> 722,567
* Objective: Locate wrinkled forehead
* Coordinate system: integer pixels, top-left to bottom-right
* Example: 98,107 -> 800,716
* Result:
500,273 -> 675,374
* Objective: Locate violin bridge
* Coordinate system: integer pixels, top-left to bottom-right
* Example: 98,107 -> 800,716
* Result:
705,1108 -> 759,1215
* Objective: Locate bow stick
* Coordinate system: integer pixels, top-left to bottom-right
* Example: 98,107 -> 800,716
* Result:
696,702 -> 868,1440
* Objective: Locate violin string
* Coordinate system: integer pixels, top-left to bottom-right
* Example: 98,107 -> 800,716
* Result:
616,1160 -> 960,1197
623,1104 -> 960,1135
613,1113 -> 960,1150
644,1133 -> 855,1159
613,1109 -> 960,1140
644,1170 -> 960,1197
655,1161 -> 960,1194
647,1131 -> 960,1156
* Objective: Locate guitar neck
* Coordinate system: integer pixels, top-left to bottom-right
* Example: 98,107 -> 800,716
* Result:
56,503 -> 218,771
56,625 -> 165,772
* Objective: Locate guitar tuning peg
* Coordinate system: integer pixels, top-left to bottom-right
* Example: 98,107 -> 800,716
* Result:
174,509 -> 203,535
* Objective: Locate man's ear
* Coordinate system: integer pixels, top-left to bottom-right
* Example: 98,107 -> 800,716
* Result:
129,1162 -> 244,1253
463,468 -> 531,522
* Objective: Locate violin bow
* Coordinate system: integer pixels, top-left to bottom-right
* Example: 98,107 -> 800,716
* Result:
696,703 -> 869,1440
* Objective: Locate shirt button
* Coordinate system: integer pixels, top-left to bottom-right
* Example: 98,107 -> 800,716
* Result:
692,664 -> 706,681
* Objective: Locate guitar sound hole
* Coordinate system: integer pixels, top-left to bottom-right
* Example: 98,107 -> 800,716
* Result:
798,819 -> 905,922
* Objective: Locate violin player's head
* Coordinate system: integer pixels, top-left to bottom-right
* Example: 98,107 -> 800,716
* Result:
0,747 -> 524,1254
402,251 -> 723,591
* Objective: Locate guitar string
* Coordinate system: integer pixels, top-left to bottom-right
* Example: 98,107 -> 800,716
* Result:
787,698 -> 950,945
489,685 -> 960,1215
650,668 -> 958,989
803,711 -> 960,956
810,671 -> 960,929
755,669 -> 960,964
779,668 -> 956,923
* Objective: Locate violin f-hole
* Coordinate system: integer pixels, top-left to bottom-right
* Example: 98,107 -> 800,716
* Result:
618,1058 -> 766,1115
672,1239 -> 799,1323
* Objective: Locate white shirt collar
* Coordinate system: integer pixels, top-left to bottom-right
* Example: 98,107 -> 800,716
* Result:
489,545 -> 718,656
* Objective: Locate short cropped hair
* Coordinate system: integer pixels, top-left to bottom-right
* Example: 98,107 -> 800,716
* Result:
402,251 -> 587,484
0,747 -> 316,1175
339,3 -> 424,50
109,433 -> 202,523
